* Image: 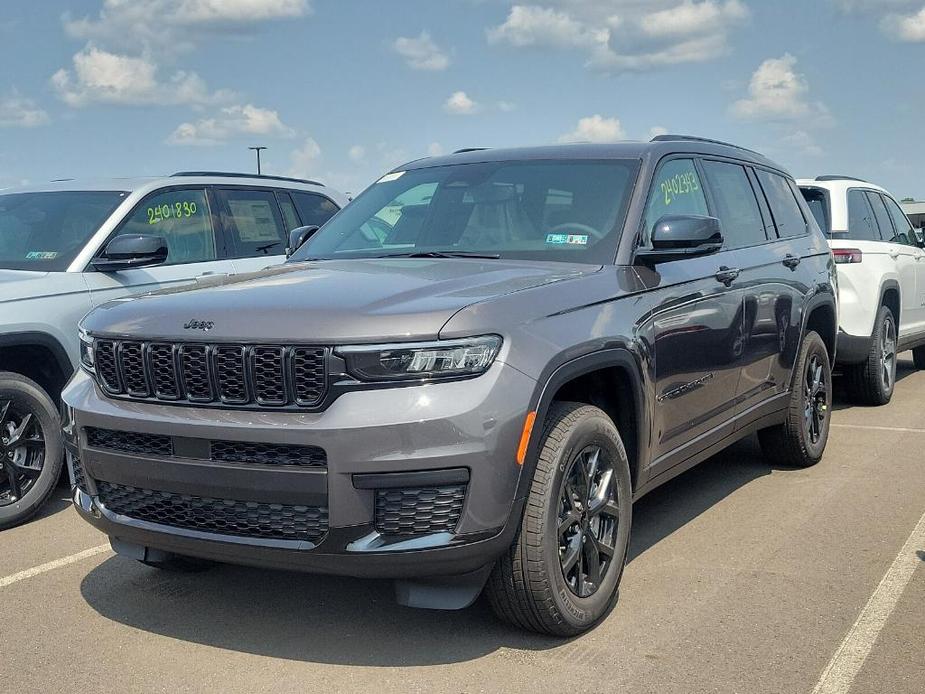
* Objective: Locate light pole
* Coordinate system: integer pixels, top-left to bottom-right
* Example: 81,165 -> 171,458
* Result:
248,146 -> 267,175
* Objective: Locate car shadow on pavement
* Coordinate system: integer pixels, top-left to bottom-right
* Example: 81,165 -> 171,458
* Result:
78,438 -> 774,665
830,355 -> 917,411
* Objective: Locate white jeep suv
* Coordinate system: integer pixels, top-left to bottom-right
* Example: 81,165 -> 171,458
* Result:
799,176 -> 925,405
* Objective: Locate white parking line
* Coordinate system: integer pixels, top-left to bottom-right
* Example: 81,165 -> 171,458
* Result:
0,544 -> 111,589
811,510 -> 925,694
831,424 -> 925,434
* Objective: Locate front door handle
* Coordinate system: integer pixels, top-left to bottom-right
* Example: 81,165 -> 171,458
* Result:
783,254 -> 801,270
715,266 -> 741,286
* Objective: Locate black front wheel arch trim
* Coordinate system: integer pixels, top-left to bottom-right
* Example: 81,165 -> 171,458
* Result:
0,332 -> 75,388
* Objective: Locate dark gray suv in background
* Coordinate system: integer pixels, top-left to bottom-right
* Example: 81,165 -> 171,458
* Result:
63,137 -> 838,635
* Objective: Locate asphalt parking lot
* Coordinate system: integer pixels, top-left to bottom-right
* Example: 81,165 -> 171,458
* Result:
2,358 -> 923,694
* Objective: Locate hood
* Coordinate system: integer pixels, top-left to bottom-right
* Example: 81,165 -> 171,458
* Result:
81,258 -> 600,343
0,269 -> 52,304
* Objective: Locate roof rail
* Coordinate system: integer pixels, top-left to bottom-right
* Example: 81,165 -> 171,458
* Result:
170,171 -> 324,186
815,175 -> 867,182
651,134 -> 763,157
453,147 -> 490,154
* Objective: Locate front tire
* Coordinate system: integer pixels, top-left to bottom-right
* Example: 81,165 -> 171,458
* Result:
0,372 -> 63,530
758,331 -> 832,468
844,305 -> 896,406
486,402 -> 632,636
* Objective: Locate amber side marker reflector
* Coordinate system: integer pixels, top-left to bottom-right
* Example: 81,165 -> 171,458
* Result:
516,411 -> 537,466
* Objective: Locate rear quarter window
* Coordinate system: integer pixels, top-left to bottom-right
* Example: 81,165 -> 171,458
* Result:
755,170 -> 807,238
799,187 -> 830,234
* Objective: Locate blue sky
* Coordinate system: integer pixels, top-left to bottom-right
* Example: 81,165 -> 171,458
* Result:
1,0 -> 923,197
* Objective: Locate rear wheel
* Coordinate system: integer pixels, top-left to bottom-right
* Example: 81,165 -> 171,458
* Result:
912,345 -> 925,370
844,305 -> 896,406
758,331 -> 831,468
0,372 -> 63,530
486,402 -> 632,636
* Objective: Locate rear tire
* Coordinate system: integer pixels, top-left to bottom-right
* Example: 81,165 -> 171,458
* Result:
758,331 -> 832,468
844,306 -> 896,406
913,345 -> 925,370
486,402 -> 632,636
0,372 -> 63,530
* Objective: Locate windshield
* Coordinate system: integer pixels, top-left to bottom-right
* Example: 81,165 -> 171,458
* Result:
292,159 -> 638,264
0,191 -> 127,271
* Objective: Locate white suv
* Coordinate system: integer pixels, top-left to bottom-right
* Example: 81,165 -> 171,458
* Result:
798,176 -> 925,404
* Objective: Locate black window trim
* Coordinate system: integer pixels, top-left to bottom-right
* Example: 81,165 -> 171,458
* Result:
862,189 -> 895,242
798,184 -> 832,236
85,184 -> 226,271
752,166 -> 809,240
697,156 -> 774,251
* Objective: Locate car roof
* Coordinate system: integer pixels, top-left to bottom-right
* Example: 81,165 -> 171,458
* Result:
797,177 -> 889,196
1,173 -> 330,196
395,139 -> 784,174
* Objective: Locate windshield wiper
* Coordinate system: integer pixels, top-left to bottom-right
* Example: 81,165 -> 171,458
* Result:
375,250 -> 501,260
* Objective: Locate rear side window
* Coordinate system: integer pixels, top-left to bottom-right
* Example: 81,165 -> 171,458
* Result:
701,160 -> 766,248
116,188 -> 217,265
882,195 -> 917,246
215,189 -> 287,258
291,192 -> 340,228
642,158 -> 708,244
755,170 -> 807,238
276,191 -> 301,234
845,190 -> 879,241
799,187 -> 830,233
867,192 -> 894,242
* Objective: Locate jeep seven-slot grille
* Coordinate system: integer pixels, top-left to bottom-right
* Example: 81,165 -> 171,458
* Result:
92,340 -> 327,409
96,482 -> 328,542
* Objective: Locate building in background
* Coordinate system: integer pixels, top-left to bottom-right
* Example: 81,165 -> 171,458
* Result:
900,199 -> 925,229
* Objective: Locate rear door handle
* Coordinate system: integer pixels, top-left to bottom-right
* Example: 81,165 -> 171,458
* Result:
890,250 -> 900,260
783,254 -> 801,270
715,266 -> 741,286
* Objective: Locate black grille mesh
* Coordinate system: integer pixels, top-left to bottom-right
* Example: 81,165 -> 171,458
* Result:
375,484 -> 466,537
97,482 -> 328,542
211,441 -> 326,467
69,452 -> 88,491
85,428 -> 173,457
92,340 -> 327,409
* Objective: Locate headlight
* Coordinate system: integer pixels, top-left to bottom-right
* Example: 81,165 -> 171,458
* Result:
78,328 -> 95,372
337,335 -> 502,382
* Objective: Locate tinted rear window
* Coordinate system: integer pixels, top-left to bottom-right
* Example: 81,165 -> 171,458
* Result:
799,187 -> 829,233
756,170 -> 807,238
845,189 -> 879,241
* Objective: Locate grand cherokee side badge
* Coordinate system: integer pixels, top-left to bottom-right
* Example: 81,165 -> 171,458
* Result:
183,320 -> 214,331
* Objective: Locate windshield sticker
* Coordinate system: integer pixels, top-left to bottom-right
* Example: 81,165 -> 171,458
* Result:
147,200 -> 199,225
546,233 -> 589,246
25,251 -> 58,260
377,171 -> 405,184
659,172 -> 700,206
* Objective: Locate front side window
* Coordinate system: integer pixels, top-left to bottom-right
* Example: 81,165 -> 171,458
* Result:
215,189 -> 287,258
294,160 -> 639,264
116,188 -> 216,265
642,158 -> 708,243
756,170 -> 807,238
701,161 -> 766,248
882,195 -> 917,246
845,189 -> 879,241
867,192 -> 894,242
0,191 -> 126,271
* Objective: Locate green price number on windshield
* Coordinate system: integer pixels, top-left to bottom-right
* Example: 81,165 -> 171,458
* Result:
147,200 -> 198,225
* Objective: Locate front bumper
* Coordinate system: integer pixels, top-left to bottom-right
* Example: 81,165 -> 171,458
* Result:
62,363 -> 535,579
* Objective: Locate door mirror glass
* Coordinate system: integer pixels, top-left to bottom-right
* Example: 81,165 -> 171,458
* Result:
636,215 -> 723,264
287,225 -> 320,257
92,234 -> 168,272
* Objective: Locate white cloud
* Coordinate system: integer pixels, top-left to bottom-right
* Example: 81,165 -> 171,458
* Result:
287,137 -> 322,179
427,142 -> 444,156
167,103 -> 294,145
882,7 -> 925,41
0,92 -> 50,128
559,115 -> 626,144
487,1 -> 749,73
65,0 -> 311,53
51,45 -> 232,107
731,54 -> 829,122
393,31 -> 449,71
647,125 -> 669,140
348,145 -> 366,161
444,91 -> 478,115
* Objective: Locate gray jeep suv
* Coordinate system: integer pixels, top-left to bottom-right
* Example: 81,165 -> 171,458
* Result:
63,138 -> 838,635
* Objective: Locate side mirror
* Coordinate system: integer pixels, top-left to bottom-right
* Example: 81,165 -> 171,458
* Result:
287,225 -> 320,258
91,234 -> 168,272
635,214 -> 723,265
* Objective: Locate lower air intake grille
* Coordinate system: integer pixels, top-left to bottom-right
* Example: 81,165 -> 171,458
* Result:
211,441 -> 326,467
85,428 -> 173,457
374,484 -> 466,537
68,452 -> 88,491
97,482 -> 328,542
